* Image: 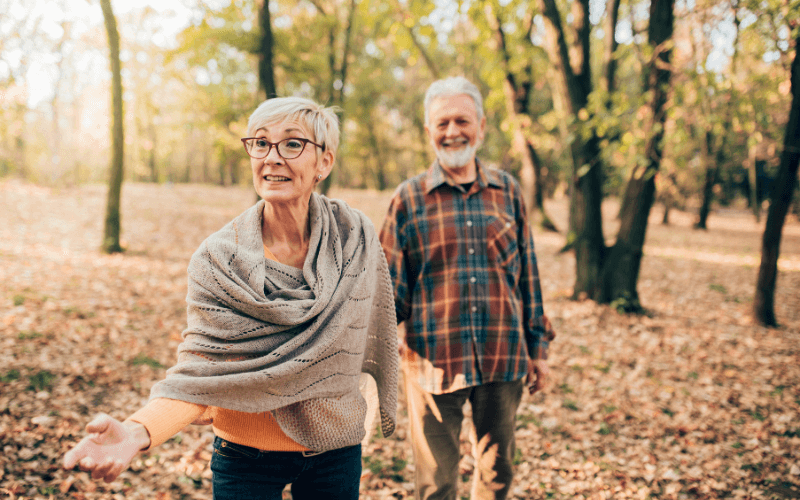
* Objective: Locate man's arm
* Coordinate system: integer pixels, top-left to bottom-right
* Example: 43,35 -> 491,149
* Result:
512,183 -> 554,393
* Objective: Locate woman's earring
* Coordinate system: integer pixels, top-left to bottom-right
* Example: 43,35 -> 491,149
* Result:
318,174 -> 322,180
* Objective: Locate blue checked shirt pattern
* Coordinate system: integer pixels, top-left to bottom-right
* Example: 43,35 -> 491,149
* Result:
379,159 -> 553,394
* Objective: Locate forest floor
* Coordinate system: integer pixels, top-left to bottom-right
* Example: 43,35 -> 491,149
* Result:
1,180 -> 799,500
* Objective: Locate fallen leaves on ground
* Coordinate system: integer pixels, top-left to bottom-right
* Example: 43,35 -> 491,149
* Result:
1,180 -> 798,499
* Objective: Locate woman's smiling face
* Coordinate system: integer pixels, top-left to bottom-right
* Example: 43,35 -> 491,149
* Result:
250,121 -> 332,207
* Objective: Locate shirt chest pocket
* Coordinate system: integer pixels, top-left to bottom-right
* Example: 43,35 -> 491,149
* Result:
486,213 -> 521,276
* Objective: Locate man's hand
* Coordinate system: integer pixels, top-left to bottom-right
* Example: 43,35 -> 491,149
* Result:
63,414 -> 150,483
525,358 -> 549,395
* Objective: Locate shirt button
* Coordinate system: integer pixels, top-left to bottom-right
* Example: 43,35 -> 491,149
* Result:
466,220 -> 473,227
505,222 -> 512,228
470,276 -> 477,283
471,306 -> 477,313
468,248 -> 475,255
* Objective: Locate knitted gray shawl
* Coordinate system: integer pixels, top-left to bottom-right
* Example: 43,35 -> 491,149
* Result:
149,194 -> 398,451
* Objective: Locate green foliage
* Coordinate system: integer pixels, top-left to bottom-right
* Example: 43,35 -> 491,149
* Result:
12,294 -> 25,306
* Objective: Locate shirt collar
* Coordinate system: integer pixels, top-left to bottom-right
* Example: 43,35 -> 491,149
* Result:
424,158 -> 503,194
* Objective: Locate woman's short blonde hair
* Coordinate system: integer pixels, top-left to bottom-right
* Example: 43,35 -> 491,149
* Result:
247,97 -> 340,158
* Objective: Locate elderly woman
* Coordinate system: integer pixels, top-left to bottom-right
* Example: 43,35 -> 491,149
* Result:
63,97 -> 399,500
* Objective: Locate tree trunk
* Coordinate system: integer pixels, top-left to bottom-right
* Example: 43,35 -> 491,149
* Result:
569,139 -> 606,299
539,0 -> 605,297
100,0 -> 125,254
489,4 -> 557,232
366,107 -> 387,191
148,121 -> 158,182
258,0 -> 276,99
318,0 -> 357,195
602,0 -> 622,96
695,131 -> 717,229
600,0 -> 674,309
487,7 -> 557,231
753,33 -> 800,327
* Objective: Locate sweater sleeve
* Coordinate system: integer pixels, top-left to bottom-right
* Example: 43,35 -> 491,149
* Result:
127,398 -> 207,450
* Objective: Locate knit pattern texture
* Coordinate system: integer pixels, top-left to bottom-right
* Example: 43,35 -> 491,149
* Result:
149,194 -> 398,451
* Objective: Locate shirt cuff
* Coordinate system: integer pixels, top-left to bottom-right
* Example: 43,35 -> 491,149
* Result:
126,398 -> 207,451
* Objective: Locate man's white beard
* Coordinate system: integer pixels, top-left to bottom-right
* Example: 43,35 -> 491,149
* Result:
433,139 -> 480,168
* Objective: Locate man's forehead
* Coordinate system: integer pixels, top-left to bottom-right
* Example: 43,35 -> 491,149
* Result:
430,93 -> 477,116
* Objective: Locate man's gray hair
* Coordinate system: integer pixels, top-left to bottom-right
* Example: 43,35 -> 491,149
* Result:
247,97 -> 340,158
423,76 -> 485,125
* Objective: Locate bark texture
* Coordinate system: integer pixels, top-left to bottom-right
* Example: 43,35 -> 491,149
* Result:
100,0 -> 124,254
753,33 -> 800,326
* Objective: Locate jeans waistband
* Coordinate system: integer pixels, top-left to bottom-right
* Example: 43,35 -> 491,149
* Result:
215,436 -> 323,457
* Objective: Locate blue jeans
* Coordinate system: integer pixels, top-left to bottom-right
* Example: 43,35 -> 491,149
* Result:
210,437 -> 362,500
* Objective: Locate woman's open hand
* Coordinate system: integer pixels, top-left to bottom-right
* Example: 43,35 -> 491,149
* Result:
63,414 -> 150,483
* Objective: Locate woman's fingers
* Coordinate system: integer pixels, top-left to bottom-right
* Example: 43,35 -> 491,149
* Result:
105,460 -> 128,483
90,458 -> 112,480
64,436 -> 95,470
85,413 -> 113,435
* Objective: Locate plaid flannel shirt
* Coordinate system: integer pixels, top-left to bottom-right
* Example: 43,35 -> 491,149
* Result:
379,159 -> 553,394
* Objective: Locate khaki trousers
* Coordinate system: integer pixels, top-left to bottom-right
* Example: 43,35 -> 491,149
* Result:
404,376 -> 524,500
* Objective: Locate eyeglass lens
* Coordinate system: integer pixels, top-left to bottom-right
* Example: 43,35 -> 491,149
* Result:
246,138 -> 307,159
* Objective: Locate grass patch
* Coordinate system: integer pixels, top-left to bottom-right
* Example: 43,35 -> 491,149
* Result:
594,361 -> 613,373
63,306 -> 95,319
28,370 -> 56,391
513,447 -> 524,465
130,354 -> 164,369
709,283 -> 727,294
516,413 -> 541,429
18,331 -> 43,340
746,408 -> 767,422
1,369 -> 21,383
562,399 -> 579,411
362,454 -> 408,482
769,386 -> 785,397
13,294 -> 25,306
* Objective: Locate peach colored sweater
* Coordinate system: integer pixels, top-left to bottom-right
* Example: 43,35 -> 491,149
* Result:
127,246 -> 307,452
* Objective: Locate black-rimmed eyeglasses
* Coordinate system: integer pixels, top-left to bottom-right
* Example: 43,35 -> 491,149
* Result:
241,137 -> 324,160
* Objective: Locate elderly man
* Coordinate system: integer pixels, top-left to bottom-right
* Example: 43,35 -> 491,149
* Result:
379,76 -> 554,500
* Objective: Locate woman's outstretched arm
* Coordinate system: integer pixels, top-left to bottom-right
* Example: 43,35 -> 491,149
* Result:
63,399 -> 206,482
63,414 -> 151,483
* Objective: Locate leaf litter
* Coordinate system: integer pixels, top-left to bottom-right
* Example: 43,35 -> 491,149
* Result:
1,180 -> 798,499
